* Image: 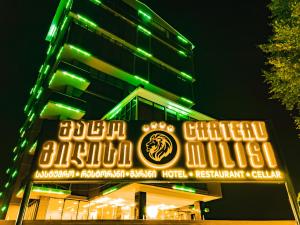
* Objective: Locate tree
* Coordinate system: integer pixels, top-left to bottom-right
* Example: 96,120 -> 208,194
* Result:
260,0 -> 300,136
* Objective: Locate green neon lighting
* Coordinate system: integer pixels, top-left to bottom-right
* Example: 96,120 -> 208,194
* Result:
4,182 -> 10,189
89,0 -> 101,5
20,130 -> 25,138
13,147 -> 17,153
77,14 -> 97,28
137,48 -> 152,57
29,112 -> 35,122
66,0 -> 72,9
180,71 -> 193,81
29,141 -> 37,154
0,192 -> 3,198
134,75 -> 149,84
62,71 -> 88,82
108,109 -> 121,120
55,102 -> 84,114
60,17 -> 69,31
13,155 -> 18,161
11,170 -> 17,178
172,185 -> 196,193
44,65 -> 50,74
21,140 -> 27,148
180,97 -> 194,104
138,10 -> 151,21
47,45 -> 52,55
1,206 -> 7,212
168,102 -> 191,113
177,35 -> 189,44
69,45 -> 91,57
46,24 -> 57,42
49,70 -> 88,86
46,0 -> 71,41
32,186 -> 71,195
39,65 -> 43,73
24,104 -> 29,112
137,25 -> 151,36
30,84 -> 37,95
6,168 -> 10,174
56,47 -> 64,60
36,88 -> 43,99
167,105 -> 188,115
178,50 -> 187,57
103,186 -> 118,195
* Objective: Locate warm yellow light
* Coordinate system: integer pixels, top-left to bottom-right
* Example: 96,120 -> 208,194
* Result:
147,205 -> 158,219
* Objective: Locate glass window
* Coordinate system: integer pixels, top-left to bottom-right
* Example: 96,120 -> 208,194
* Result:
45,198 -> 64,220
77,201 -> 89,220
62,200 -> 79,220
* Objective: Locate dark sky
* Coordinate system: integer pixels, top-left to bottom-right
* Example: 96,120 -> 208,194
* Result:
1,0 -> 299,220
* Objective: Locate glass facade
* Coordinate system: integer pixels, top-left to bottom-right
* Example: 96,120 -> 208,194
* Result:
0,0 -> 220,221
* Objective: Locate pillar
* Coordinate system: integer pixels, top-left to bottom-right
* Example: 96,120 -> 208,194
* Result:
134,191 -> 146,219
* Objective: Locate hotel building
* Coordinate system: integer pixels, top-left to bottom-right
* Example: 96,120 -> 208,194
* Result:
0,0 -> 222,221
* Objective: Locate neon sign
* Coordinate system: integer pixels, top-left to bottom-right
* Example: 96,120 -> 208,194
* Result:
33,120 -> 284,183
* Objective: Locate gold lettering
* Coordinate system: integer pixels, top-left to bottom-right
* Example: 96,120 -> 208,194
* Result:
185,142 -> 207,168
246,142 -> 264,168
262,142 -> 278,168
219,142 -> 235,168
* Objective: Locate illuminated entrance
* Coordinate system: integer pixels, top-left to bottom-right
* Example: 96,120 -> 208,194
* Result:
15,183 -> 219,220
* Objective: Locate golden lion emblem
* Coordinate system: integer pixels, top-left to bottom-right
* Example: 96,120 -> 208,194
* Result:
146,133 -> 173,162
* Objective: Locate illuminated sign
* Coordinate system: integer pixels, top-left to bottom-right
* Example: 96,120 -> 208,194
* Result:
33,120 -> 284,183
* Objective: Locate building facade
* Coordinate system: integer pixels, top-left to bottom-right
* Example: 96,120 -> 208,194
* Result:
0,0 -> 221,221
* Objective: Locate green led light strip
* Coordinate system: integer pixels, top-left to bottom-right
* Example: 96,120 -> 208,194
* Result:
62,71 -> 88,82
66,0 -> 72,9
29,142 -> 37,154
56,47 -> 64,60
180,71 -> 193,81
138,10 -> 152,21
134,75 -> 149,84
168,102 -> 191,113
178,50 -> 187,57
60,17 -> 69,31
89,0 -> 101,5
4,182 -> 9,189
1,206 -> 7,212
36,89 -> 43,99
6,168 -> 10,174
172,185 -> 196,193
11,170 -> 17,178
137,25 -> 151,36
180,97 -> 194,104
177,35 -> 189,44
21,140 -> 27,148
137,48 -> 152,57
102,186 -> 118,195
49,70 -> 88,86
46,24 -> 57,42
33,186 -> 71,195
69,45 -> 92,57
77,14 -> 97,28
55,102 -> 84,113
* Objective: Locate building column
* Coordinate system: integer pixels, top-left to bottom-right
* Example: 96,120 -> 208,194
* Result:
134,191 -> 146,219
15,181 -> 32,225
35,196 -> 50,220
193,201 -> 202,220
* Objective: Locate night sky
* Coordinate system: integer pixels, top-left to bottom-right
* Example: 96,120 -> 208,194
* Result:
1,0 -> 299,220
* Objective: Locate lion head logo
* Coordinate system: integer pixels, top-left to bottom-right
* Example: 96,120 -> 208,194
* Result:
145,133 -> 173,162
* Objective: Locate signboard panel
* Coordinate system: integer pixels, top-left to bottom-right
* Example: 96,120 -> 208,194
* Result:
33,120 -> 284,183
